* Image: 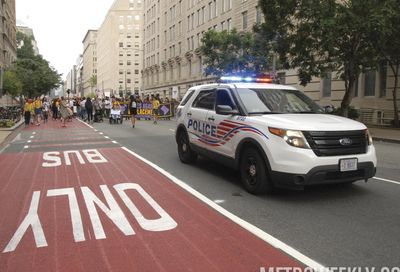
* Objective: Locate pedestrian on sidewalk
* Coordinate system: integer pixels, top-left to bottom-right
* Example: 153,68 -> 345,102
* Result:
23,99 -> 33,127
85,97 -> 93,124
59,97 -> 69,127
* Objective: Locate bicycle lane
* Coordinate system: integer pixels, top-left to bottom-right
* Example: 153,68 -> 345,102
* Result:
0,119 -> 314,271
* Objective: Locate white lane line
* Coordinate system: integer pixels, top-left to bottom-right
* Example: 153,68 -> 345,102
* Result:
373,176 -> 400,185
32,132 -> 36,135
27,140 -> 32,143
23,145 -> 29,149
94,129 -> 98,132
29,136 -> 34,139
99,132 -> 104,135
112,141 -> 118,144
104,136 -> 110,139
121,146 -> 327,270
169,129 -> 175,132
213,199 -> 225,204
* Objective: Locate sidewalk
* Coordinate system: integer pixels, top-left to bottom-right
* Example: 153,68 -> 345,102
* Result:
368,126 -> 400,144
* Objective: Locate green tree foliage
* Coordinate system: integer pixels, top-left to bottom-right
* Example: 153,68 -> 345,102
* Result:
257,0 -> 380,117
200,29 -> 269,77
369,0 -> 400,127
3,70 -> 23,97
11,32 -> 61,98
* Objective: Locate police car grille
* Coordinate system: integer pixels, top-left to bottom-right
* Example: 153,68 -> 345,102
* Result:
303,130 -> 367,157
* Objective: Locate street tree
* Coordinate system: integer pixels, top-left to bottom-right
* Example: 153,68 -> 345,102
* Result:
3,70 -> 23,98
200,29 -> 269,77
12,32 -> 61,98
89,74 -> 97,93
257,0 -> 380,116
369,0 -> 400,127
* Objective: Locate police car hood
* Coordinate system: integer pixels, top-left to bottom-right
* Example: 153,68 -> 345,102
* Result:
251,114 -> 367,131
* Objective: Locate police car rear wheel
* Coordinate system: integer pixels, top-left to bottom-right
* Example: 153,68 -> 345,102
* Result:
178,132 -> 197,164
240,147 -> 273,194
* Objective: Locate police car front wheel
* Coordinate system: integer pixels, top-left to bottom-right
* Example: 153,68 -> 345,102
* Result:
177,132 -> 198,164
240,147 -> 273,194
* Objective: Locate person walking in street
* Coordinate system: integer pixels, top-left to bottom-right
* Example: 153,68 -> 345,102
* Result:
80,97 -> 87,121
33,96 -> 42,126
23,99 -> 34,127
85,97 -> 93,124
51,99 -> 59,120
151,95 -> 160,124
59,97 -> 70,127
42,97 -> 50,124
104,97 -> 111,119
129,95 -> 137,128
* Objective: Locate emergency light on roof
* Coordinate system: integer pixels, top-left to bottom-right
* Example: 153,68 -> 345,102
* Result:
219,75 -> 273,83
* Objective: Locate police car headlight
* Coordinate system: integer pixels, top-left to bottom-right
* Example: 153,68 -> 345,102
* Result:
365,129 -> 373,145
269,127 -> 310,149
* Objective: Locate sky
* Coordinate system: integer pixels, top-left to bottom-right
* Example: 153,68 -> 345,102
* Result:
16,0 -> 115,79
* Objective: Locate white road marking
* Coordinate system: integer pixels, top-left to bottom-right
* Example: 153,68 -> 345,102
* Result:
3,191 -> 47,252
94,129 -> 98,132
29,136 -> 34,139
23,145 -> 29,149
32,132 -> 36,135
27,140 -> 31,143
121,146 -> 327,270
169,129 -> 175,132
104,136 -> 110,139
112,141 -> 118,144
213,199 -> 225,204
99,132 -> 104,135
373,176 -> 400,185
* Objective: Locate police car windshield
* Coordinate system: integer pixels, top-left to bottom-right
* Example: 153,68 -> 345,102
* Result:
237,88 -> 324,114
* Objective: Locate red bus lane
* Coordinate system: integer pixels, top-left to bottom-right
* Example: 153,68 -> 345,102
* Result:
0,121 -> 306,271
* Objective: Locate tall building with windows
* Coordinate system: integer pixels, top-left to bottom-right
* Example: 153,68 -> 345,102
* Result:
0,0 -> 17,97
142,0 -> 262,99
142,0 -> 398,126
97,0 -> 143,97
82,30 -> 98,96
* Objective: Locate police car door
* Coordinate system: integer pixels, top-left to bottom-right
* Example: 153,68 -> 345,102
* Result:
187,89 -> 216,149
206,88 -> 239,158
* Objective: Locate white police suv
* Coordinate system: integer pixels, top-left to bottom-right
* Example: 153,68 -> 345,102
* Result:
175,76 -> 377,194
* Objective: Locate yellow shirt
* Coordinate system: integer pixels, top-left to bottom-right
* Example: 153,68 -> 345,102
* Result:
152,100 -> 160,109
34,100 -> 42,109
24,103 -> 33,113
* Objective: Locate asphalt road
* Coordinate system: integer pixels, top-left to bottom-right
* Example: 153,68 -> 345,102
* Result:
86,118 -> 400,267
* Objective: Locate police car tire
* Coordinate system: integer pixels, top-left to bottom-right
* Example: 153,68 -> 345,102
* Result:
240,147 -> 273,195
177,131 -> 197,164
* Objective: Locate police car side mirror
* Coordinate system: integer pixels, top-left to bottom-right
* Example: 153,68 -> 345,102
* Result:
216,105 -> 239,115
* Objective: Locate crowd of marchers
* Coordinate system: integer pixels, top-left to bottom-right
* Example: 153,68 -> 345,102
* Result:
22,94 -> 166,128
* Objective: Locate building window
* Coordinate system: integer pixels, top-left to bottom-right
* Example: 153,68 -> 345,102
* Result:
135,69 -> 139,74
242,11 -> 248,30
227,18 -> 232,32
364,70 -> 376,97
322,72 -> 332,97
256,6 -> 262,23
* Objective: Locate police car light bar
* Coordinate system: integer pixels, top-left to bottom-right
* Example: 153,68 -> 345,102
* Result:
219,75 -> 273,83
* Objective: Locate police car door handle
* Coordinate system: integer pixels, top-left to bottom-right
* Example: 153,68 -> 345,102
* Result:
208,117 -> 215,121
187,112 -> 192,116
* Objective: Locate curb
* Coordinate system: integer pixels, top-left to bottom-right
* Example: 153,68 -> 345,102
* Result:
372,137 -> 400,144
0,119 -> 24,131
